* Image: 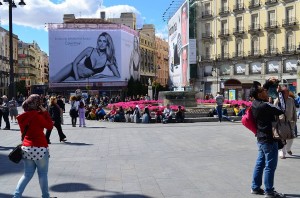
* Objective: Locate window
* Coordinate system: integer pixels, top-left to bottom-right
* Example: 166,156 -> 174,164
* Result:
251,37 -> 259,55
268,10 -> 275,26
236,17 -> 242,31
221,20 -> 227,34
251,14 -> 258,29
286,7 -> 293,23
236,39 -> 243,56
221,41 -> 228,58
268,34 -> 275,52
286,32 -> 293,51
204,3 -> 210,12
205,23 -> 211,34
204,42 -> 211,58
221,0 -> 228,11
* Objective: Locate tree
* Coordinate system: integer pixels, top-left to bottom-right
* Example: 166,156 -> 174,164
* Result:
15,80 -> 27,96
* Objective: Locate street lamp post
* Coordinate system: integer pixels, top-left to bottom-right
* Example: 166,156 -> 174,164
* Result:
1,0 -> 26,99
211,64 -> 218,93
154,65 -> 160,100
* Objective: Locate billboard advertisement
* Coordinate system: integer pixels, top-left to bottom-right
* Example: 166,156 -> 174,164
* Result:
168,0 -> 189,88
49,28 -> 139,87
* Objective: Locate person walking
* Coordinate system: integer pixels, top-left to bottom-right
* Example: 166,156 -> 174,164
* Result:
45,96 -> 67,144
9,97 -> 18,123
13,94 -> 55,198
250,79 -> 285,198
56,95 -> 65,124
78,101 -> 86,127
215,92 -> 224,122
1,95 -> 10,130
274,88 -> 297,159
69,95 -> 79,127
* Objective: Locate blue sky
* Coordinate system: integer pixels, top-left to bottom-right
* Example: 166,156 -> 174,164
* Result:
0,0 -> 184,55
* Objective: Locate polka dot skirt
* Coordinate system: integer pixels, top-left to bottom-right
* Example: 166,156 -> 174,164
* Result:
21,146 -> 50,161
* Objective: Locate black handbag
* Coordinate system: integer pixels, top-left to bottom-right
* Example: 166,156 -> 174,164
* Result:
8,123 -> 30,163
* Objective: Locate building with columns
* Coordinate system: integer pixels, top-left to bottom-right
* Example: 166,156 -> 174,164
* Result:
193,0 -> 300,100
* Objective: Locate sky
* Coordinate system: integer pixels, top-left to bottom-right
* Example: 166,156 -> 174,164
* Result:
0,0 -> 185,55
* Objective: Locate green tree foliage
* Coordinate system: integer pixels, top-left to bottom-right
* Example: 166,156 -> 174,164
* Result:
127,76 -> 147,97
15,80 -> 27,96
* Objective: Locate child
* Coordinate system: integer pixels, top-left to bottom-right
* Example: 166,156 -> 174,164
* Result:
78,101 -> 86,127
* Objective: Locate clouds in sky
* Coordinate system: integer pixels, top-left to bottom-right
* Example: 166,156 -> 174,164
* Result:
0,0 -> 167,39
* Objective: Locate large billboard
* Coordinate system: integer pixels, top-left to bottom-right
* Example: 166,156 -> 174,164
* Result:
168,0 -> 189,88
49,27 -> 139,87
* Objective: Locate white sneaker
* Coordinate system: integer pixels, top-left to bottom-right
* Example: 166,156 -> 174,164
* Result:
83,125 -> 86,127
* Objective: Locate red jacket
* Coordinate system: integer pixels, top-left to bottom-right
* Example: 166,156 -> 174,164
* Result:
17,111 -> 53,147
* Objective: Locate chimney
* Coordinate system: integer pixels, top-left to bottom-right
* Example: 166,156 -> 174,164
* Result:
100,11 -> 106,19
63,14 -> 75,23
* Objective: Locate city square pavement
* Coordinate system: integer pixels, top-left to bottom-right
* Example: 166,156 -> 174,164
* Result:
0,105 -> 299,198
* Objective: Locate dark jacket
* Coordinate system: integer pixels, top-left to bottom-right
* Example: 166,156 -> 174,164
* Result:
48,104 -> 61,124
252,99 -> 283,143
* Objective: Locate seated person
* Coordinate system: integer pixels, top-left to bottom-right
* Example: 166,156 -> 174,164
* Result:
162,104 -> 173,124
125,107 -> 134,122
155,108 -> 163,123
114,106 -> 125,122
87,107 -> 96,120
132,105 -> 141,123
233,104 -> 240,116
141,106 -> 151,123
104,105 -> 117,121
237,104 -> 246,116
96,106 -> 106,120
222,108 -> 234,122
175,105 -> 185,123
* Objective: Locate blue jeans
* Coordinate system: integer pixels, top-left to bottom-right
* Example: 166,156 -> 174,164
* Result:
216,105 -> 223,122
251,141 -> 278,194
13,151 -> 50,198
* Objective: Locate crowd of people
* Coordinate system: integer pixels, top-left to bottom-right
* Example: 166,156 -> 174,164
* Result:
4,84 -> 299,197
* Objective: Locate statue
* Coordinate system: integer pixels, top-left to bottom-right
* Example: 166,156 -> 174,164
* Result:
148,78 -> 152,86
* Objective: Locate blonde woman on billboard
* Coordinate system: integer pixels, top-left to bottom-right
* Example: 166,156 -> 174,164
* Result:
51,32 -> 120,82
129,35 -> 140,80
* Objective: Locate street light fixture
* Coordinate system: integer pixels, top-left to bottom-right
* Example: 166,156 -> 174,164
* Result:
0,0 -> 26,99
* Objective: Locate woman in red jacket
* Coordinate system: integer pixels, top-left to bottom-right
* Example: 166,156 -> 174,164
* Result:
13,94 -> 54,198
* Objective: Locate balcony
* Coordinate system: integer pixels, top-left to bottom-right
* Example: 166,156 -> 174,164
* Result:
233,27 -> 246,37
217,53 -> 231,60
265,0 -> 278,6
282,45 -> 297,54
233,3 -> 245,13
201,54 -> 212,61
219,7 -> 230,16
282,0 -> 295,2
232,51 -> 246,59
264,48 -> 279,56
202,32 -> 214,40
248,50 -> 262,57
249,0 -> 261,10
264,21 -> 280,31
202,10 -> 213,19
218,29 -> 231,38
282,18 -> 299,29
248,24 -> 262,34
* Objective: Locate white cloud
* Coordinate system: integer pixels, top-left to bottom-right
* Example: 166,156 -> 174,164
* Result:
156,25 -> 168,40
0,0 -> 144,29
